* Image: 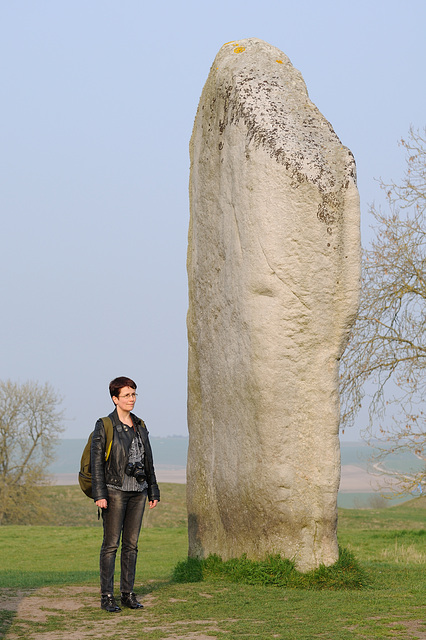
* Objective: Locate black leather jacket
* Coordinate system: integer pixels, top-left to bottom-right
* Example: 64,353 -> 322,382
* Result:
90,408 -> 160,503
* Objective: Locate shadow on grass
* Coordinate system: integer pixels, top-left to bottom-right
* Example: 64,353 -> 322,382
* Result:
0,570 -> 98,590
0,609 -> 15,640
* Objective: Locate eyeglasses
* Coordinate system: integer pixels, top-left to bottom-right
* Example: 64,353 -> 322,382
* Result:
119,393 -> 138,400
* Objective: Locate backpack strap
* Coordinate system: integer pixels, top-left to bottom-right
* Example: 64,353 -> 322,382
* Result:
101,417 -> 113,462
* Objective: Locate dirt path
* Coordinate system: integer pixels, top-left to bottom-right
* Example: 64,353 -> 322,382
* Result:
0,586 -> 220,640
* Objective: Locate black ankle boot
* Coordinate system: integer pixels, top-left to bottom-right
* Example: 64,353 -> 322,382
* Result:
101,593 -> 121,612
121,592 -> 144,609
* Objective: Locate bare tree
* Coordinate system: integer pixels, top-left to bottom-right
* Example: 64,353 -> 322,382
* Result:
340,127 -> 426,495
0,380 -> 64,524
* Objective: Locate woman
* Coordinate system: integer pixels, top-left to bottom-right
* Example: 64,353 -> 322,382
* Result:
91,376 -> 160,612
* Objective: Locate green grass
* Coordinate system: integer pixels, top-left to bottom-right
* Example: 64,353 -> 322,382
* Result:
0,490 -> 425,640
173,546 -> 368,590
0,526 -> 188,589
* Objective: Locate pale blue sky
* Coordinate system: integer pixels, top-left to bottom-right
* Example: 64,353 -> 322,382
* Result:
0,1 -> 424,439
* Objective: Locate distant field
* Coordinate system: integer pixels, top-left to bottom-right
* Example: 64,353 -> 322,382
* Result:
49,438 -> 422,508
52,437 -> 422,474
33,483 -> 188,528
340,440 -> 424,473
49,436 -> 189,473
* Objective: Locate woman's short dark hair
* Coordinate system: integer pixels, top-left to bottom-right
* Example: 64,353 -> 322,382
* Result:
109,376 -> 137,399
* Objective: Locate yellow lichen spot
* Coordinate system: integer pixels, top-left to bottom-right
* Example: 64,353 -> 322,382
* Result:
276,59 -> 283,64
234,46 -> 245,54
223,41 -> 238,46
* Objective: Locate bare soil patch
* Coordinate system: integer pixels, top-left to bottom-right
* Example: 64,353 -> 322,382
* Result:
1,587 -> 231,640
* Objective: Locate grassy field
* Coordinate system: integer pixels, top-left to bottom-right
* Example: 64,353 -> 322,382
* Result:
0,485 -> 425,640
29,482 -> 188,528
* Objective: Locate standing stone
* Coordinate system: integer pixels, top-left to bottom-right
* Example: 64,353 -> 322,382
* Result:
187,38 -> 360,572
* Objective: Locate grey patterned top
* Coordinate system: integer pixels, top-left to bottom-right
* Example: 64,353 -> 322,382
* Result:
108,428 -> 148,493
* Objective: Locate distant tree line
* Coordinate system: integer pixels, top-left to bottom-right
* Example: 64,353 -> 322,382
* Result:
0,379 -> 64,524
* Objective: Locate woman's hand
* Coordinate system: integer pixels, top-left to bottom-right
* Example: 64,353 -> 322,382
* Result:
149,500 -> 158,509
96,499 -> 108,509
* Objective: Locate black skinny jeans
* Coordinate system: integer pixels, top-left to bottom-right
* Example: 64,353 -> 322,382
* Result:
100,487 -> 147,594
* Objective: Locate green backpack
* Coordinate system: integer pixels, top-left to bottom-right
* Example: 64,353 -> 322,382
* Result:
78,417 -> 113,498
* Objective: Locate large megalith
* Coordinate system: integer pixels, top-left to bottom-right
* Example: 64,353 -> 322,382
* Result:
187,38 -> 360,572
